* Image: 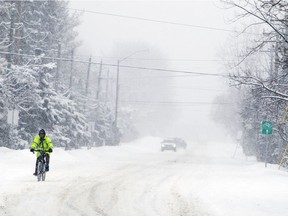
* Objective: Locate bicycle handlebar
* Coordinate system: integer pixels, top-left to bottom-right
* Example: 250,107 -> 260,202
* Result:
32,149 -> 50,154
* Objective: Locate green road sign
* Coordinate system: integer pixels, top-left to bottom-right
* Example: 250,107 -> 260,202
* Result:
262,121 -> 273,134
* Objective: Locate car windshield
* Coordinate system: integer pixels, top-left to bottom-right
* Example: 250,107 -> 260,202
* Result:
162,140 -> 175,143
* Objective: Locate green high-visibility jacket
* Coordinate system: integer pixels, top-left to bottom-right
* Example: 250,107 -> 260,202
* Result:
31,135 -> 54,157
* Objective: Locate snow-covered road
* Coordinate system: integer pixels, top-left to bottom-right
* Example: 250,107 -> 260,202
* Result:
1,137 -> 288,216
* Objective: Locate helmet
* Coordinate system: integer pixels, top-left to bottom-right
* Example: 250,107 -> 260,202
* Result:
39,129 -> 46,136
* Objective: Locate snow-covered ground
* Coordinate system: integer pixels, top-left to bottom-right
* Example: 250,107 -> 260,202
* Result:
0,136 -> 288,216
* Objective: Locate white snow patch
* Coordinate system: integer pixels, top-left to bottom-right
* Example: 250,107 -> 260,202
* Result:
0,137 -> 288,216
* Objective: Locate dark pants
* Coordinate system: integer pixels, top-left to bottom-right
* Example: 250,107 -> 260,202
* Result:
35,154 -> 50,173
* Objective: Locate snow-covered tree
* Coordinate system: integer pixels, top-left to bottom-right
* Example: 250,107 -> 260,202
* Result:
86,101 -> 120,146
0,1 -> 91,149
222,0 -> 288,163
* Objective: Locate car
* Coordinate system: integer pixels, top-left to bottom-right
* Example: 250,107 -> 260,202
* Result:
172,137 -> 187,149
161,138 -> 177,152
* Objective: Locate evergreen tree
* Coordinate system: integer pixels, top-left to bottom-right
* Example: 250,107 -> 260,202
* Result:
0,1 -> 91,149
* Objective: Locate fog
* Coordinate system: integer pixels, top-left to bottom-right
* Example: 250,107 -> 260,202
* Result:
69,0 -> 237,143
2,2 -> 288,215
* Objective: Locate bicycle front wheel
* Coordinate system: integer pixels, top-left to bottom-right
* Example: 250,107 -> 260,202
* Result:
37,162 -> 43,182
37,161 -> 46,182
42,170 -> 46,181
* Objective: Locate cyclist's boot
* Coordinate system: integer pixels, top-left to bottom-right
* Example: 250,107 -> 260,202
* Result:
45,164 -> 49,172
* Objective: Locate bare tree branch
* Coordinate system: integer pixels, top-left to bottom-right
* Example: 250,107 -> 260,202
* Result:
224,0 -> 288,43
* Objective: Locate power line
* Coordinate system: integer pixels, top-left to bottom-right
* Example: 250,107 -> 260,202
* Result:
120,100 -> 232,106
68,7 -> 246,34
122,74 -> 224,79
70,54 -> 236,63
169,86 -> 225,91
104,63 -> 228,77
120,84 -> 225,91
0,51 -> 229,77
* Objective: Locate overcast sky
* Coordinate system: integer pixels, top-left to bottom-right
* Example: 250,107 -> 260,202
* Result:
69,0 -> 239,142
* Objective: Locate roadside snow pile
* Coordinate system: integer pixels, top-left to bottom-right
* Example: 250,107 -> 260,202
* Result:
121,136 -> 163,153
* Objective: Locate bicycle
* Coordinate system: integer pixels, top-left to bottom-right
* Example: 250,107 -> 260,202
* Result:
32,150 -> 49,182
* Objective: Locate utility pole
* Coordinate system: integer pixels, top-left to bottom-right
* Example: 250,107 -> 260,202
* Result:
115,60 -> 120,127
7,5 -> 15,69
105,70 -> 110,102
15,1 -> 22,65
84,57 -> 92,112
69,49 -> 74,90
114,49 -> 149,127
56,42 -> 61,79
96,60 -> 103,100
55,42 -> 61,92
85,57 -> 92,96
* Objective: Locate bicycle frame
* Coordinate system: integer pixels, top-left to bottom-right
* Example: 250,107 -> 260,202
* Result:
34,150 -> 49,182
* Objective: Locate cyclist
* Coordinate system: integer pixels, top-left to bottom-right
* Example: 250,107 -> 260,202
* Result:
30,129 -> 53,176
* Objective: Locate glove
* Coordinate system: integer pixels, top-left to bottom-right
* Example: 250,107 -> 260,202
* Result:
30,148 -> 34,152
48,148 -> 53,153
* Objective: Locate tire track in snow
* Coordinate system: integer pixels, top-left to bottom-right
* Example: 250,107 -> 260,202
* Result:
59,180 -> 95,216
170,179 -> 206,216
168,166 -> 214,216
135,174 -> 175,216
57,164 -> 156,216
86,162 -> 177,216
57,176 -> 112,216
1,148 -> 215,216
88,163 -> 159,215
0,195 -> 10,216
82,156 -> 211,216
